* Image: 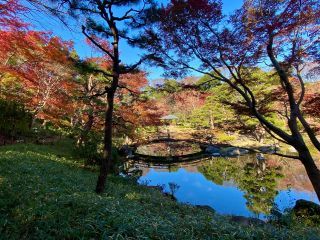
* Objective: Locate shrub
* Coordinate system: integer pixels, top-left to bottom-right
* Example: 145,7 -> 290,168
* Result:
75,133 -> 103,165
75,133 -> 121,172
0,99 -> 32,139
215,132 -> 237,143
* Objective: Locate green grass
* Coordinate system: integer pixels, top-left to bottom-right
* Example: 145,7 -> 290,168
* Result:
0,141 -> 320,239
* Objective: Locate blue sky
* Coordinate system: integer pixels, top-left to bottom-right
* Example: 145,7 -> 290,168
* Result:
25,0 -> 243,81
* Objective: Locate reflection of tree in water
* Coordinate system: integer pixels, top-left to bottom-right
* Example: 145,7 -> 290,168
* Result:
240,163 -> 283,214
168,165 -> 179,173
199,158 -> 240,185
198,158 -> 283,214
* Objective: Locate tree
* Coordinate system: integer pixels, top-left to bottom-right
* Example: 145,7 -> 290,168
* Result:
28,0 -> 154,193
71,56 -> 111,146
0,0 -> 27,30
189,83 -> 237,131
143,78 -> 208,126
115,72 -> 165,136
0,30 -> 76,127
139,0 -> 320,200
0,99 -> 32,143
303,83 -> 320,119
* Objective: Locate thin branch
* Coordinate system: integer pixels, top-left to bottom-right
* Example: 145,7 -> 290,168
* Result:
82,26 -> 115,60
297,111 -> 320,152
273,152 -> 300,160
114,115 -> 134,125
80,87 -> 109,99
117,84 -> 139,94
113,1 -> 146,22
262,122 -> 289,144
296,68 -> 305,106
91,68 -> 114,78
120,57 -> 146,74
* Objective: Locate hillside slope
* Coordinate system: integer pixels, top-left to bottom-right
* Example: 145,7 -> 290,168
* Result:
0,142 -> 319,239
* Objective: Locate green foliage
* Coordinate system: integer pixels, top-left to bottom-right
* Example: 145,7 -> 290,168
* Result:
196,73 -> 222,91
75,133 -> 121,170
266,113 -> 287,130
183,68 -> 289,142
134,126 -> 159,140
215,132 -> 237,143
75,133 -> 103,165
199,158 -> 239,185
199,157 -> 283,215
0,143 -> 319,239
180,83 -> 235,129
0,99 -> 32,138
289,200 -> 320,227
239,163 -> 283,215
160,79 -> 182,93
270,205 -> 320,231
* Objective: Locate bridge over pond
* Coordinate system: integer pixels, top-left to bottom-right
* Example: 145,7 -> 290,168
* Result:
121,138 -> 256,164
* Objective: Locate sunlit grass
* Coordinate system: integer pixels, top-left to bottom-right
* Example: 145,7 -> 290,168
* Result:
0,141 -> 319,239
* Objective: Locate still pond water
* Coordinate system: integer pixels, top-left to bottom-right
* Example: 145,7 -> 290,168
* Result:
127,153 -> 319,219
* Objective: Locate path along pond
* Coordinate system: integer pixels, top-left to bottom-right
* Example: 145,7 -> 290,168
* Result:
122,140 -> 320,220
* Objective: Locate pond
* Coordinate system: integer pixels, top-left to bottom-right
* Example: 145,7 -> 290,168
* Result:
124,153 -> 319,220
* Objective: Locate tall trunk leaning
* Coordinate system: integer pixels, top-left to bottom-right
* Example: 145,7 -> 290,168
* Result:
298,147 -> 320,200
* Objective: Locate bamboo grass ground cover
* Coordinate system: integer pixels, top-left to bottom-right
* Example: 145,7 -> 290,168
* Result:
0,141 -> 319,239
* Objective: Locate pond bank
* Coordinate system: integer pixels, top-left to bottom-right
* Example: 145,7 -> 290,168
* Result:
1,142 -> 320,239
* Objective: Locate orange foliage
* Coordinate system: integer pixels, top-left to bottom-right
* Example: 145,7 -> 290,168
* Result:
0,29 -> 77,126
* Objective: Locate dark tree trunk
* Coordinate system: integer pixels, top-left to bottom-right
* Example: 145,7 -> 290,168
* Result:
299,147 -> 320,200
95,92 -> 115,194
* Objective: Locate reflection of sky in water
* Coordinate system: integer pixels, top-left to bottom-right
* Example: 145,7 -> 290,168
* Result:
275,189 -> 319,211
138,168 -> 319,219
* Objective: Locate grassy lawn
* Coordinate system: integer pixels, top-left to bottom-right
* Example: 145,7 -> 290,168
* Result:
0,141 -> 320,239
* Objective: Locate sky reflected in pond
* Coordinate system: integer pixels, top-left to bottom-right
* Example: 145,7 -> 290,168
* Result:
135,156 -> 319,219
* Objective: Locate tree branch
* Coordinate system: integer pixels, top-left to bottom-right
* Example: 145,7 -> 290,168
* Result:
82,25 -> 115,60
273,152 -> 300,160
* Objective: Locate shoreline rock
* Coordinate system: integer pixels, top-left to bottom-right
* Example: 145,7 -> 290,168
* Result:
293,199 -> 320,217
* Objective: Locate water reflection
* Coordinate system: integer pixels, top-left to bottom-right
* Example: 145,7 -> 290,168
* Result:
199,157 -> 283,215
126,154 -> 319,219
